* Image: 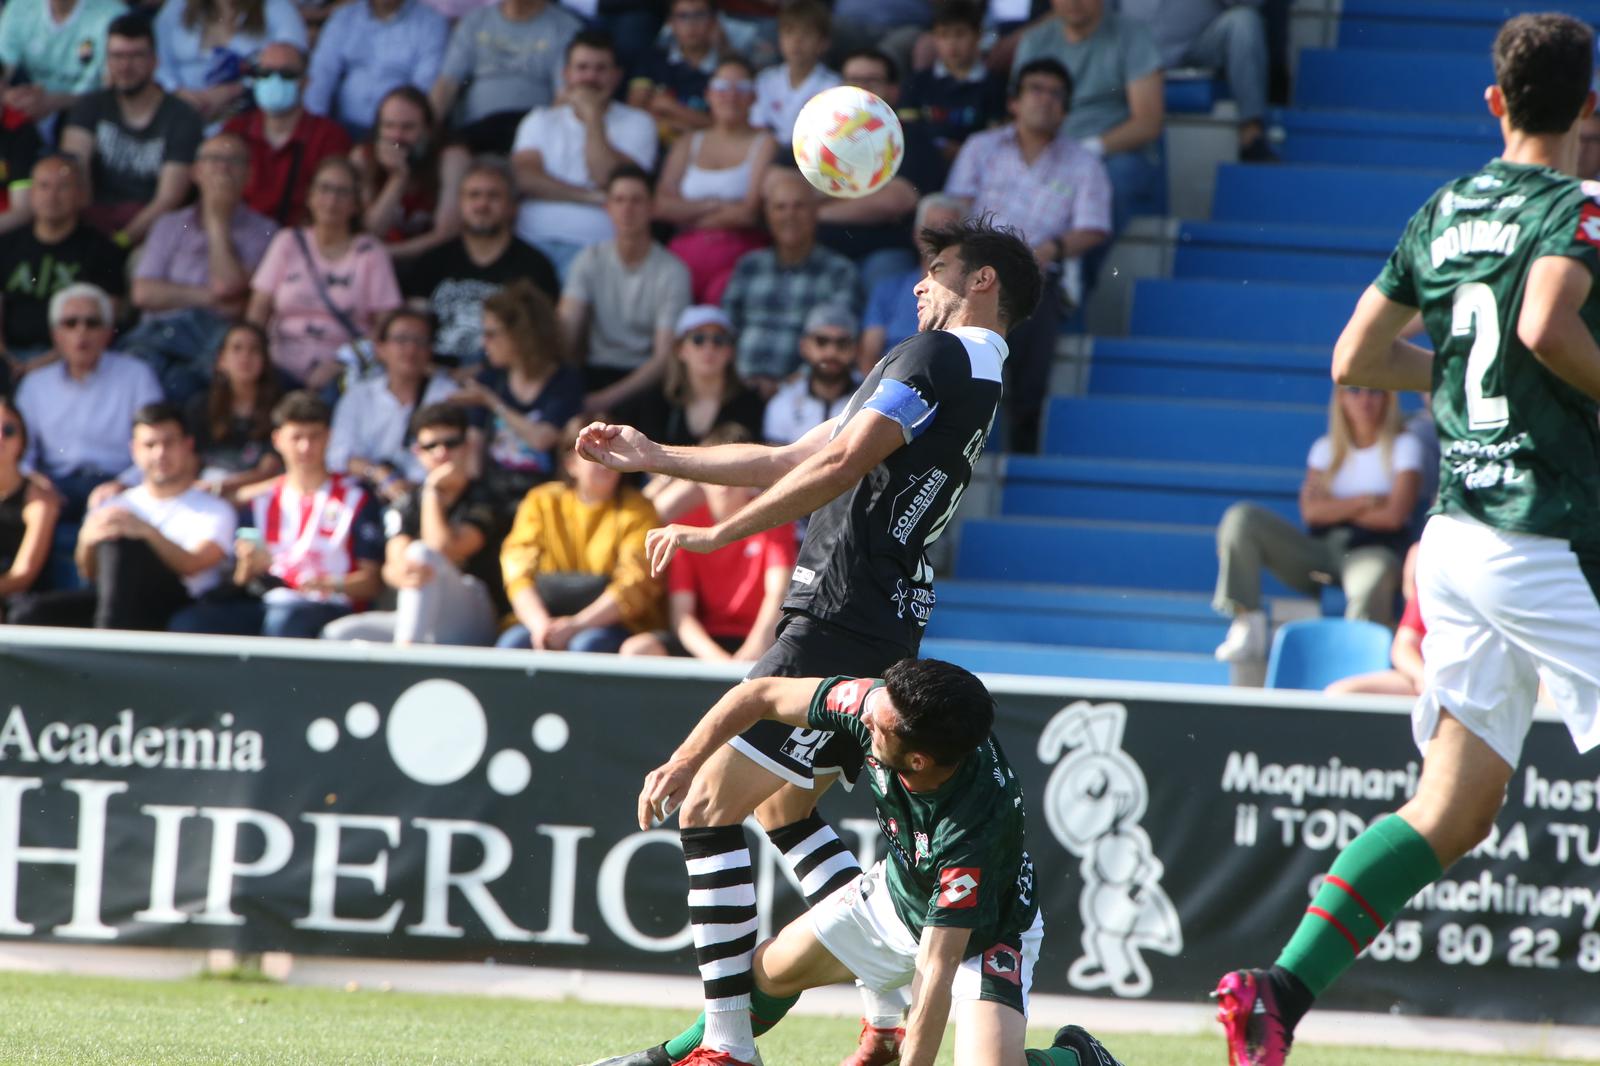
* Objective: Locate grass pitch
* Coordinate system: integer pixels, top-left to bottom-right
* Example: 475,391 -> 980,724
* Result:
0,970 -> 1591,1065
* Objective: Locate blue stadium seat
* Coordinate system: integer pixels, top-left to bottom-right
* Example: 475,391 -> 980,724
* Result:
1276,110 -> 1499,171
1002,455 -> 1302,525
937,580 -> 1217,620
1042,395 -> 1325,465
1296,48 -> 1490,115
1334,0 -> 1600,53
1165,71 -> 1226,113
1209,164 -> 1454,230
957,518 -> 1218,591
1087,337 -> 1333,405
1128,279 -> 1361,345
1174,221 -> 1392,285
920,638 -> 1230,685
1264,619 -> 1395,690
926,603 -> 1225,654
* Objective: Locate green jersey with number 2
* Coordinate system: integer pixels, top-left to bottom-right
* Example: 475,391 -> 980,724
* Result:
1374,159 -> 1600,544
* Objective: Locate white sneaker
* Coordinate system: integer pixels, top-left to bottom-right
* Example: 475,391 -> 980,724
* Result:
1214,610 -> 1268,662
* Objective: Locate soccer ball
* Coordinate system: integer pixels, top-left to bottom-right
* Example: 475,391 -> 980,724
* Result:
792,86 -> 905,199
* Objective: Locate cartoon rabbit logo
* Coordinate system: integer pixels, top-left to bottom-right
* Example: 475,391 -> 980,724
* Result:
1038,701 -> 1182,998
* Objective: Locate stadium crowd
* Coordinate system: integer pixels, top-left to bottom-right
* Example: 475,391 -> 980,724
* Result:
0,0 -> 1296,659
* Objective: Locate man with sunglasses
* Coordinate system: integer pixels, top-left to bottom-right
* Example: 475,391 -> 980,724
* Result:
581,215 -> 1042,1066
224,42 -> 351,227
322,403 -> 504,646
763,304 -> 860,446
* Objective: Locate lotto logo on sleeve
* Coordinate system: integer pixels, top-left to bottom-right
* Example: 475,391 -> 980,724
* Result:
937,867 -> 981,909
1576,203 -> 1600,248
824,678 -> 874,717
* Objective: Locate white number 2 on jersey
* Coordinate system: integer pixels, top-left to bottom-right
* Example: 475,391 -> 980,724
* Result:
1451,282 -> 1510,430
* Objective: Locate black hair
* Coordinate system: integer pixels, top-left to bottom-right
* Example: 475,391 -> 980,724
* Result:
566,28 -> 617,64
271,391 -> 332,429
410,402 -> 470,439
606,161 -> 655,193
882,658 -> 995,767
1011,56 -> 1073,107
376,306 -> 436,343
841,47 -> 898,86
931,0 -> 983,31
1492,14 -> 1594,135
133,402 -> 187,433
918,214 -> 1043,329
107,11 -> 156,44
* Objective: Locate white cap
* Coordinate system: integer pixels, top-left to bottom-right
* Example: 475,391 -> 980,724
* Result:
675,305 -> 734,338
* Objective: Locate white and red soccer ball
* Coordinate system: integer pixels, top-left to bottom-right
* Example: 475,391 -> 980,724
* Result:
792,86 -> 905,199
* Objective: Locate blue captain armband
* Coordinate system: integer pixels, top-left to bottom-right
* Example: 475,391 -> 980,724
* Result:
863,378 -> 938,442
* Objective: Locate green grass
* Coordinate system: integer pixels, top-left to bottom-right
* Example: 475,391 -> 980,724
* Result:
0,970 -> 1590,1065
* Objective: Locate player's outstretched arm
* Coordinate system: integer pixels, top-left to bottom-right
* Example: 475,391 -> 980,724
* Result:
637,676 -> 820,829
1332,286 -> 1434,392
576,417 -> 839,489
1519,256 -> 1600,402
899,925 -> 972,1066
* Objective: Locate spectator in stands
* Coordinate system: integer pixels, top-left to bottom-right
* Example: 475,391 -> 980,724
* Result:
626,0 -> 721,144
329,307 -> 459,497
15,283 -> 162,520
0,396 -> 60,620
620,422 -> 793,661
187,322 -> 282,503
172,391 -> 384,637
400,159 -> 559,368
453,280 -> 584,509
763,303 -> 859,445
510,30 -> 659,279
722,167 -> 858,395
305,0 -> 448,138
431,0 -> 582,155
1121,0 -> 1275,162
1015,0 -> 1164,235
617,304 -> 765,448
717,0 -> 782,71
0,0 -> 122,123
828,0 -> 930,77
1326,543 -> 1425,697
11,402 -> 236,631
496,417 -> 664,652
0,155 -> 126,372
0,107 -> 43,235
946,55 -> 1110,452
817,48 -> 940,298
656,56 -> 776,304
899,1 -> 1006,166
752,0 -> 838,144
224,42 -> 352,227
859,192 -> 962,370
60,15 -> 203,247
247,156 -> 403,390
321,403 -> 504,646
352,87 -> 470,263
559,164 -> 691,413
154,0 -> 308,126
1213,384 -> 1423,663
125,132 -> 278,403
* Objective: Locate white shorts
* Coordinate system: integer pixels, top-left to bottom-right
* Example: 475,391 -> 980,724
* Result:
809,861 -> 1044,1015
1414,513 -> 1600,766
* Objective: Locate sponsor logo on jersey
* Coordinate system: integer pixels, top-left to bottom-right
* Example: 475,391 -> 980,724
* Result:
891,578 -> 936,622
914,832 -> 930,863
981,943 -> 1023,985
1577,203 -> 1600,249
887,817 -> 898,837
1440,191 -> 1492,217
937,867 -> 980,909
1472,173 -> 1504,191
889,468 -> 949,545
791,564 -> 816,586
824,678 -> 873,717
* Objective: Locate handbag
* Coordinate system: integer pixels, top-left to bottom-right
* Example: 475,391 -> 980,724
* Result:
535,573 -> 610,617
291,229 -> 377,382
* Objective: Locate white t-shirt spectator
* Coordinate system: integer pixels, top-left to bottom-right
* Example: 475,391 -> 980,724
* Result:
762,374 -> 858,446
752,63 -> 839,145
563,240 -> 690,372
1307,433 -> 1425,499
511,103 -> 658,249
114,484 -> 239,596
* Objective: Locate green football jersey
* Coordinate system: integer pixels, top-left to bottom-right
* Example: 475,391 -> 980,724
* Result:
1374,159 -> 1600,544
806,676 -> 1038,953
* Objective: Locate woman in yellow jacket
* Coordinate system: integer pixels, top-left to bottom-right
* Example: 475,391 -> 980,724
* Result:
495,422 -> 665,652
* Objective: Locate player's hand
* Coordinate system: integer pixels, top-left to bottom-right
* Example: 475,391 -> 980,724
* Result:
575,421 -> 658,473
645,524 -> 719,576
638,758 -> 695,830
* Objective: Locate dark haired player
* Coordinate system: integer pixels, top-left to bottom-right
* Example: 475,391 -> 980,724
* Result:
1215,14 -> 1600,1065
602,658 -> 1125,1066
578,216 -> 1043,1066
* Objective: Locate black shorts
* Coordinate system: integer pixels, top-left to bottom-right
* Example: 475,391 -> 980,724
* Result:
728,611 -> 916,789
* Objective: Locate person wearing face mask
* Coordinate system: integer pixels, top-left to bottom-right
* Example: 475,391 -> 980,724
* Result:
225,41 -> 352,226
59,13 -> 204,247
352,87 -> 471,264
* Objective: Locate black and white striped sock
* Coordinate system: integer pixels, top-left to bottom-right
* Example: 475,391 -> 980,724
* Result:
767,811 -> 862,907
682,825 -> 759,1061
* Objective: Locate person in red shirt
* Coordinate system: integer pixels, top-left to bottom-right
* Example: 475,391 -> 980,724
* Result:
620,423 -> 796,662
224,42 -> 352,226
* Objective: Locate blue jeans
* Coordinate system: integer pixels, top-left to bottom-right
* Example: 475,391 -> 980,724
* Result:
169,597 -> 351,637
495,622 -> 630,653
1182,6 -> 1269,123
